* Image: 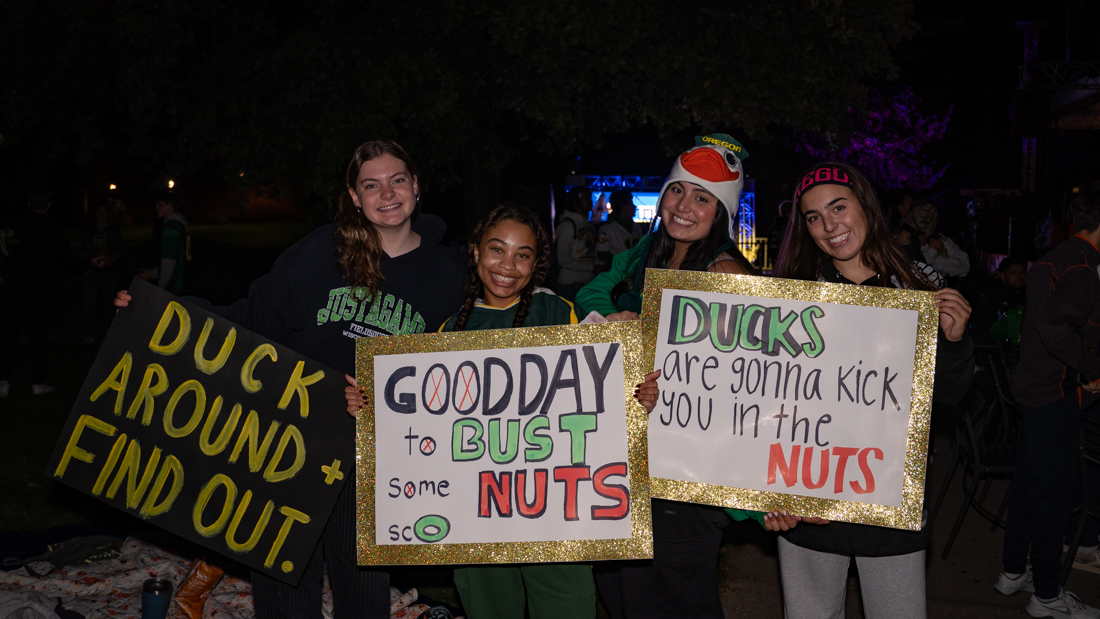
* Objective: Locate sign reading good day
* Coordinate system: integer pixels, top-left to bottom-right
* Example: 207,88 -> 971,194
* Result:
640,270 -> 939,530
46,278 -> 354,585
355,322 -> 653,565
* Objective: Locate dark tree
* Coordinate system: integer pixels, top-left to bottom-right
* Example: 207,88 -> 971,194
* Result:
0,0 -> 916,200
796,83 -> 951,190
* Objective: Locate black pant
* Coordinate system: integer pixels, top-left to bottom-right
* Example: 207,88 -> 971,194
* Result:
252,474 -> 389,618
83,269 -> 117,340
0,282 -> 52,384
595,499 -> 727,619
1003,394 -> 1100,598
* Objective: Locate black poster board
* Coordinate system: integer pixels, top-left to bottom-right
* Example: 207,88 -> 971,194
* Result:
45,278 -> 354,585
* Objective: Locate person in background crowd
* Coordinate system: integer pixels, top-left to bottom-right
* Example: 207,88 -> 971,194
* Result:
766,200 -> 791,269
995,193 -> 1100,618
140,194 -> 187,295
886,192 -> 916,233
772,162 -> 973,619
80,203 -> 124,344
578,134 -> 755,619
118,139 -> 466,619
554,186 -> 597,302
595,189 -> 644,273
0,189 -> 61,397
970,254 -> 1027,348
901,202 -> 970,279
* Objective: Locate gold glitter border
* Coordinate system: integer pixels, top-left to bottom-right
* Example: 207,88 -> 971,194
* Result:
640,269 -> 938,531
355,322 -> 654,565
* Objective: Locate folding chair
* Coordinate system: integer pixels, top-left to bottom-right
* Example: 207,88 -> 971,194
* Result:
931,376 -> 1017,560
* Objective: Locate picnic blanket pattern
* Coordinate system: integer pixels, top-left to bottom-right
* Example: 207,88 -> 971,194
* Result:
0,537 -> 450,618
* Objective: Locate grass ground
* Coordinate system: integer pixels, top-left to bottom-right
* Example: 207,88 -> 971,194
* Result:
63,220 -> 315,253
0,338 -> 117,532
3,220 -> 308,533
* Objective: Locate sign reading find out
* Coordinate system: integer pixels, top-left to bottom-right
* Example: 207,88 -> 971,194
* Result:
46,278 -> 354,585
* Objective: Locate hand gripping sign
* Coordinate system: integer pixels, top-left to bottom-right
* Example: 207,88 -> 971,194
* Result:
46,278 -> 354,585
355,322 -> 653,565
639,269 -> 939,530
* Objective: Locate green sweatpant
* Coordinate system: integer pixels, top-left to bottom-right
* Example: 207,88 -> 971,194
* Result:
454,563 -> 595,619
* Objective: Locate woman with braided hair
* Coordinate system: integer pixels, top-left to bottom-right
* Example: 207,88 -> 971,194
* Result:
439,203 -> 576,332
357,203 -> 653,619
441,204 -> 590,617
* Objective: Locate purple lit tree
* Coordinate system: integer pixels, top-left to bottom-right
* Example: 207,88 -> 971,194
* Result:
797,85 -> 951,191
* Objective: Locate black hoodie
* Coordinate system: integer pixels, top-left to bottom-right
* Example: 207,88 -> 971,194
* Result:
189,215 -> 465,376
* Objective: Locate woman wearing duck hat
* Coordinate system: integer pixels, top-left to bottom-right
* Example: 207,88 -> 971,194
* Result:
577,133 -> 755,321
579,134 -> 756,619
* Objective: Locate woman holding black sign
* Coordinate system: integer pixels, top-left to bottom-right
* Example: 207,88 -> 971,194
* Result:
770,162 -> 973,619
576,135 -> 756,619
116,139 -> 465,618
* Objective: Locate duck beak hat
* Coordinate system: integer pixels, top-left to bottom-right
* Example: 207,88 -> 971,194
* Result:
658,133 -> 749,225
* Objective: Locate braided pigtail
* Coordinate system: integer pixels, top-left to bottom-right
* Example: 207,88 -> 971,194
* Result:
511,217 -> 551,327
451,268 -> 483,331
461,203 -> 553,329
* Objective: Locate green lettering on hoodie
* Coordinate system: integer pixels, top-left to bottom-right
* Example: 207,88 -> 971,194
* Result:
387,300 -> 405,334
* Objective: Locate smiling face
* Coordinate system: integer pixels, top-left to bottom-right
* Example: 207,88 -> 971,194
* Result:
799,183 -> 869,271
474,219 -> 538,308
347,153 -> 420,230
660,181 -> 719,244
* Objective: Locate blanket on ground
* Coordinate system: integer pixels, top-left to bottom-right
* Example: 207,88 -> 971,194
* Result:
0,537 -> 451,618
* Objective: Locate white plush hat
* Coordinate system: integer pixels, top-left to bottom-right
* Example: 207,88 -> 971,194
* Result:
657,133 -> 749,225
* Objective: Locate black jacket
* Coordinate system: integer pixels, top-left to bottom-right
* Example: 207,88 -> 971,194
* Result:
1012,236 -> 1100,409
781,260 -> 975,556
189,216 -> 465,376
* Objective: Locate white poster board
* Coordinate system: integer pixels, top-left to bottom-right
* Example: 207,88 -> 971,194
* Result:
356,322 -> 653,564
641,270 -> 939,530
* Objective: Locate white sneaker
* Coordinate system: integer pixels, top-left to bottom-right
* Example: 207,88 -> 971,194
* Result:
994,567 -> 1036,595
30,383 -> 54,396
1064,544 -> 1100,575
0,381 -> 9,397
1026,590 -> 1100,618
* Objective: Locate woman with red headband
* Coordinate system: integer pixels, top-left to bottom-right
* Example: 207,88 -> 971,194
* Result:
578,135 -> 755,619
771,162 -> 973,619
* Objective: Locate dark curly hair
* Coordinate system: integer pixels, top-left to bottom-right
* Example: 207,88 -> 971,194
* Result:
1071,191 -> 1100,233
334,139 -> 420,297
452,203 -> 551,331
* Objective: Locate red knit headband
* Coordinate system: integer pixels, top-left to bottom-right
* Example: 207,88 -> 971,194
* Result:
795,166 -> 853,203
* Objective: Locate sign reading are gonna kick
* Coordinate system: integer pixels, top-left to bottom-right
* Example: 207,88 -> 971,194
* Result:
355,322 -> 653,565
640,269 -> 939,531
46,278 -> 354,585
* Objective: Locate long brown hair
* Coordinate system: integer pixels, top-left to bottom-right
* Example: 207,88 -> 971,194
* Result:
334,139 -> 420,296
775,161 -> 935,291
452,204 -> 552,331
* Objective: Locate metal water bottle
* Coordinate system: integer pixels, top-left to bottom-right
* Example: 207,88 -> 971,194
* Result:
142,578 -> 173,619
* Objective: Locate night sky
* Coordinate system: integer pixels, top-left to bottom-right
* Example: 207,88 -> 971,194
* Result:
1,0 -> 1098,239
